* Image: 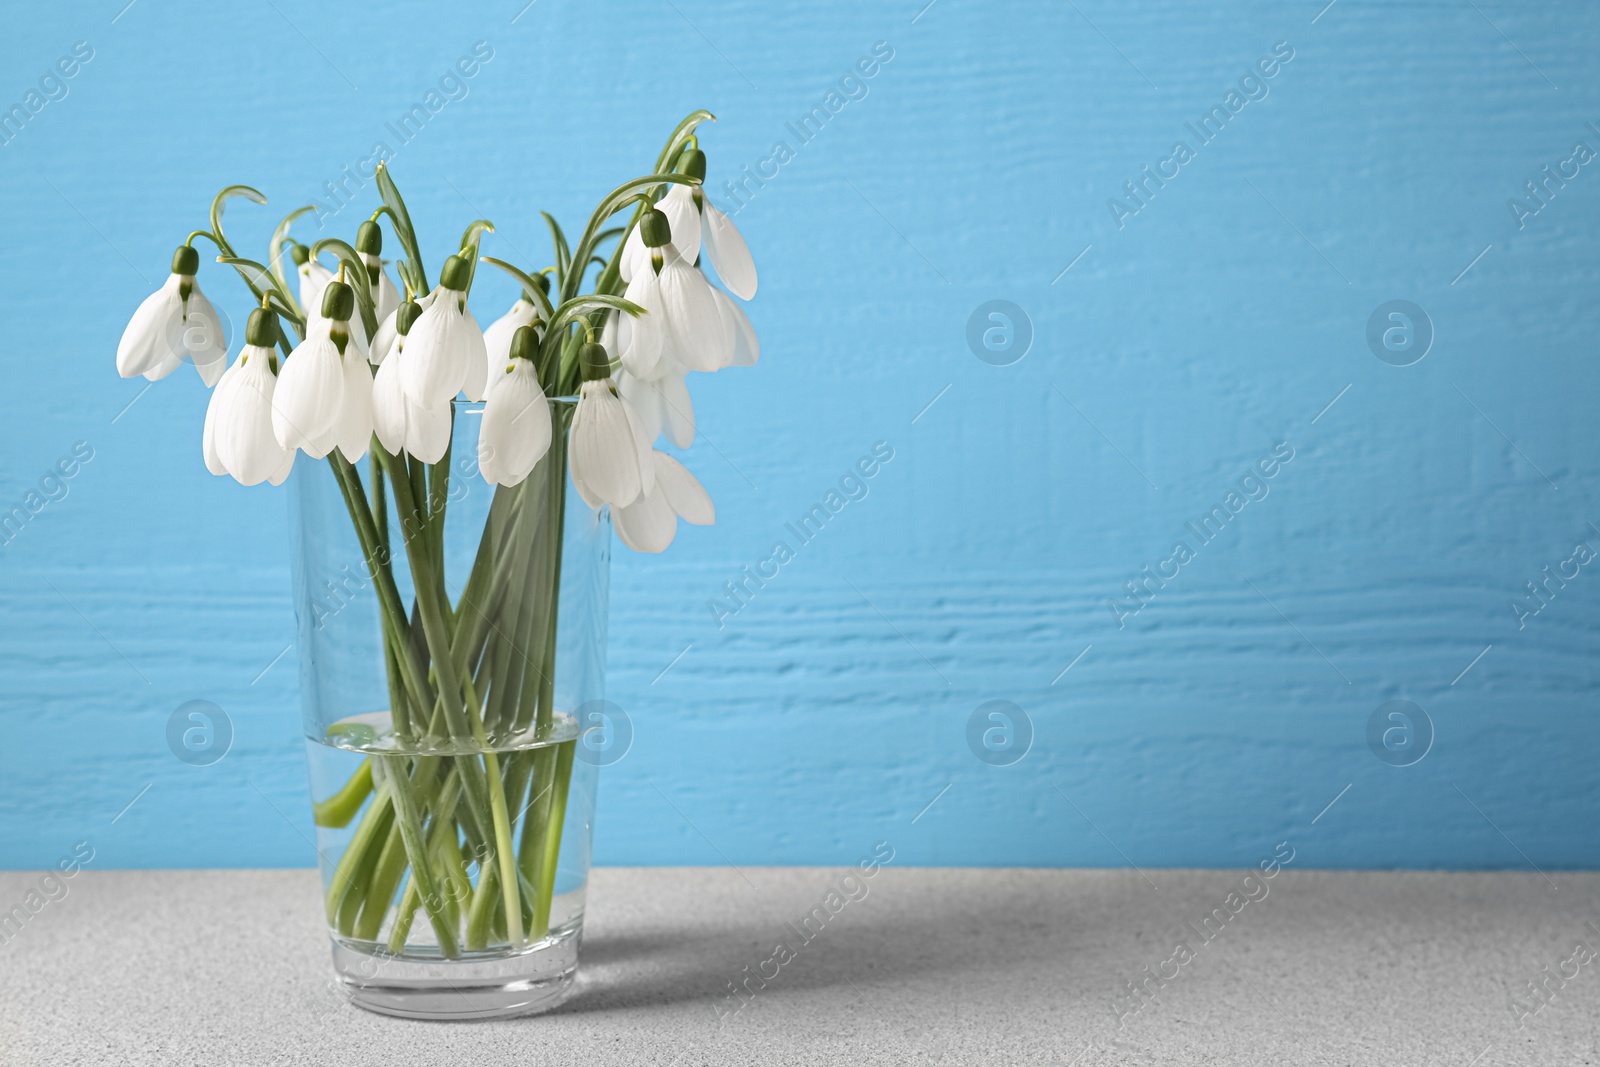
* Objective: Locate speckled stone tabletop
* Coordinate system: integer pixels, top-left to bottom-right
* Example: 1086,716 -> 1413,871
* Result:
1,867 -> 1596,1065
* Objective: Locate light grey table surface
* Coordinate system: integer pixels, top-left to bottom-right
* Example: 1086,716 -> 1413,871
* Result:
1,867 -> 1596,1065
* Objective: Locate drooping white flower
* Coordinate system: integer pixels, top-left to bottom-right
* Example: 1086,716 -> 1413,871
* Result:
613,451 -> 715,554
483,298 -> 541,367
115,245 -> 228,386
370,290 -> 433,367
568,343 -> 654,508
356,220 -> 402,325
204,308 -> 296,485
335,339 -> 375,463
479,325 -> 552,487
272,283 -> 360,458
618,361 -> 694,449
709,286 -> 759,369
655,244 -> 723,372
614,274 -> 664,378
294,247 -> 334,320
621,182 -> 701,283
372,300 -> 452,463
700,199 -> 757,300
401,255 -> 487,406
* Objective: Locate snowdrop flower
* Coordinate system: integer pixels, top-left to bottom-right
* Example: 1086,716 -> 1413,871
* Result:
620,181 -> 700,282
613,451 -> 715,554
272,280 -> 359,458
401,255 -> 488,407
356,220 -> 401,324
615,263 -> 665,379
115,244 -> 228,386
626,208 -> 721,373
291,243 -> 334,320
478,325 -> 552,487
204,306 -> 295,486
373,300 -> 452,463
568,341 -> 654,509
483,296 -> 542,373
679,149 -> 756,300
709,287 -> 759,369
621,154 -> 757,300
370,290 -> 433,367
618,361 -> 694,449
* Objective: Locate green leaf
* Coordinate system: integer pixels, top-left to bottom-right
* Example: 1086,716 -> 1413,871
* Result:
209,185 -> 268,260
217,256 -> 304,331
460,219 -> 495,254
545,294 -> 645,338
480,256 -> 554,318
654,110 -> 716,173
375,164 -> 429,293
540,212 -> 571,284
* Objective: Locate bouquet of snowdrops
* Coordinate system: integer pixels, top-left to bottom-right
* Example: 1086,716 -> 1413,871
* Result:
111,111 -> 757,960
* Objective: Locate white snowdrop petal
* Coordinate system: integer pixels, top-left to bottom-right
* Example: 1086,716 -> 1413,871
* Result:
142,347 -> 184,382
613,486 -> 677,554
569,382 -> 642,507
337,351 -> 375,463
460,307 -> 489,404
702,202 -> 757,300
183,286 -> 230,387
658,371 -> 696,449
116,277 -> 181,378
484,300 -> 539,366
653,452 -> 715,526
371,348 -> 409,455
374,266 -> 401,323
272,335 -> 346,453
405,398 -> 452,464
371,307 -> 398,366
299,261 -> 334,319
617,369 -> 663,445
656,250 -> 722,372
619,226 -> 647,284
623,396 -> 655,499
619,274 -> 664,378
201,363 -> 236,476
267,448 -> 295,486
660,183 -> 702,264
480,361 -> 551,486
220,352 -> 289,485
401,293 -> 470,406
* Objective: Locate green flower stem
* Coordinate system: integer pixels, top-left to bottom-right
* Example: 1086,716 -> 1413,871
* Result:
325,783 -> 393,925
386,767 -> 462,953
465,862 -> 499,951
462,669 -> 526,947
384,754 -> 460,958
354,817 -> 408,941
534,740 -> 576,938
335,799 -> 393,935
312,759 -> 373,829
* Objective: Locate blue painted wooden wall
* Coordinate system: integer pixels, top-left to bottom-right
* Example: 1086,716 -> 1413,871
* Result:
3,0 -> 1597,869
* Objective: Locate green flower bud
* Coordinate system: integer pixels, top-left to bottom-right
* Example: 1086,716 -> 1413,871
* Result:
640,209 -> 672,249
579,341 -> 612,381
171,244 -> 200,276
355,220 -> 383,255
440,254 -> 471,292
288,242 -> 310,267
396,300 -> 423,337
321,280 -> 355,322
680,149 -> 707,181
245,307 -> 280,348
509,324 -> 539,363
529,271 -> 551,296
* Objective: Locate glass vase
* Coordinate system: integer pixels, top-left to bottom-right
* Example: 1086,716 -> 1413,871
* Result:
287,398 -> 608,1020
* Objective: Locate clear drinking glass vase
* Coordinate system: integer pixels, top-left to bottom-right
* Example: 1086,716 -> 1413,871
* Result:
288,398 -> 608,1019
